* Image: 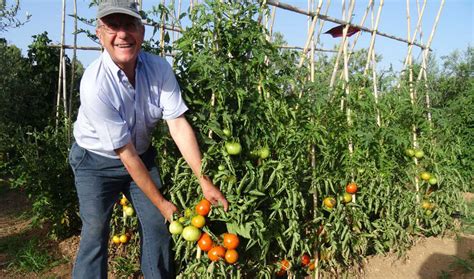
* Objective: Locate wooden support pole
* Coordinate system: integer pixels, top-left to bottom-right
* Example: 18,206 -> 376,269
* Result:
266,0 -> 430,50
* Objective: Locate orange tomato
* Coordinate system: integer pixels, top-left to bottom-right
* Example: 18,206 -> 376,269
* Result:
112,235 -> 121,245
119,234 -> 129,244
196,199 -> 211,216
346,182 -> 358,194
225,249 -> 239,264
208,246 -> 226,262
276,259 -> 290,276
308,261 -> 315,271
223,233 -> 240,250
191,215 -> 206,228
197,232 -> 213,252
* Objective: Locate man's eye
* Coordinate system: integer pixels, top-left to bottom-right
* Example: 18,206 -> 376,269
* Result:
125,22 -> 137,30
108,23 -> 120,30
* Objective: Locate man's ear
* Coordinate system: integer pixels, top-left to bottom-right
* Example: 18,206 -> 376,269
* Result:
96,28 -> 103,45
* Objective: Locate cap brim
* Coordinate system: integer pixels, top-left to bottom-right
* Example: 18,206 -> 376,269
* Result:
98,7 -> 142,20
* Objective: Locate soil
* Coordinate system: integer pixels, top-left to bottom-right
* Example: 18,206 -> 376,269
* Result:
1,181 -> 473,279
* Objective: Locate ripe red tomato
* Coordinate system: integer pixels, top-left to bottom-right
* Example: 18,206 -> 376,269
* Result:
223,233 -> 240,250
301,253 -> 310,266
208,246 -> 226,262
195,199 -> 211,216
346,182 -> 358,194
225,249 -> 239,264
197,232 -> 213,252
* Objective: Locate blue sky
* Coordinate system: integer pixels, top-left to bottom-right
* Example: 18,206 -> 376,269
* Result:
3,0 -> 473,71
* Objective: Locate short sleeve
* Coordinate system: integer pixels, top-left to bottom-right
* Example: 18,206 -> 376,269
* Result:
160,63 -> 188,120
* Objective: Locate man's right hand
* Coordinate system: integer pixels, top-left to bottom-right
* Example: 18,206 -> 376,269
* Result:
157,199 -> 178,222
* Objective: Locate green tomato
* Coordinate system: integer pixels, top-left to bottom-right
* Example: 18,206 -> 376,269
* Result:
428,177 -> 438,185
259,147 -> 270,159
182,226 -> 201,242
169,221 -> 184,235
414,150 -> 424,159
342,193 -> 352,204
405,148 -> 415,157
178,216 -> 187,224
124,206 -> 134,216
184,208 -> 193,218
223,129 -> 231,137
218,164 -> 226,171
225,142 -> 242,155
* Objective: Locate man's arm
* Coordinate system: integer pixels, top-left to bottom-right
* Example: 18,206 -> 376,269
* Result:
166,115 -> 229,211
115,142 -> 177,221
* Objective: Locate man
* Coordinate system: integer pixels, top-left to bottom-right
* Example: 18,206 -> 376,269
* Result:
68,0 -> 228,278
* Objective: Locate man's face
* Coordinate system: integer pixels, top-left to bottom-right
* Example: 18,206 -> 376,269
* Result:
96,14 -> 144,71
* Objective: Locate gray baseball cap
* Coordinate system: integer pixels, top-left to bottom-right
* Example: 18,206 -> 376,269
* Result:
97,0 -> 142,20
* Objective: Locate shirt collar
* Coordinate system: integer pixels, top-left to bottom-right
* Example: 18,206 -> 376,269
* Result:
102,50 -> 144,80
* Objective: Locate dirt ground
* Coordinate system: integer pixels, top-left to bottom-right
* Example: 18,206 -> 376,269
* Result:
1,182 -> 473,279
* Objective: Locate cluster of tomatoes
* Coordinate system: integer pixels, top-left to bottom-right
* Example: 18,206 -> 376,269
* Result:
222,128 -> 270,160
322,182 -> 358,210
405,148 -> 438,216
275,253 -> 315,277
111,195 -> 135,245
168,199 -> 241,264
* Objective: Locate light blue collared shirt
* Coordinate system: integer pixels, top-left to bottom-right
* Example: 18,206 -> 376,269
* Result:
73,50 -> 188,158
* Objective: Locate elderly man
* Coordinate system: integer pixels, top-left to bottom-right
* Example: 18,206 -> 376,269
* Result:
68,0 -> 228,278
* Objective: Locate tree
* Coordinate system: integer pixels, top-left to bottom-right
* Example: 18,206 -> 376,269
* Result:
0,0 -> 31,33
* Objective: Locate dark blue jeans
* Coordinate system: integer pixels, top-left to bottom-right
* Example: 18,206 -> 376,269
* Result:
69,142 -> 174,279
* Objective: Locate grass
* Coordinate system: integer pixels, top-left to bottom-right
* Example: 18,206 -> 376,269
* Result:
461,198 -> 474,235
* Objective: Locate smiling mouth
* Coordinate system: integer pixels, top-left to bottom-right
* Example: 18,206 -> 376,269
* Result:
115,43 -> 134,48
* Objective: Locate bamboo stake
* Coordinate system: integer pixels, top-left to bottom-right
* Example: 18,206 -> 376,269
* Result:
336,0 -> 374,82
363,0 -> 384,76
297,0 -> 323,68
266,0 -> 430,50
415,0 -> 444,133
311,0 -> 331,58
329,0 -> 355,89
55,0 -> 67,130
405,0 -> 421,208
416,0 -> 444,83
268,6 -> 277,39
160,0 -> 166,56
68,0 -> 78,144
62,55 -> 67,122
401,0 -> 426,72
342,0 -> 356,179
